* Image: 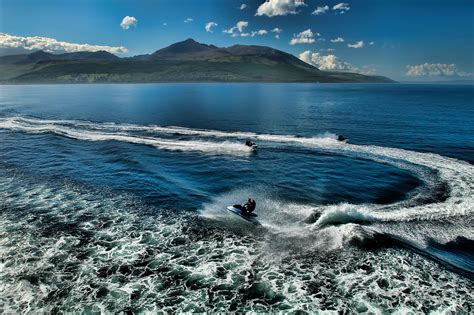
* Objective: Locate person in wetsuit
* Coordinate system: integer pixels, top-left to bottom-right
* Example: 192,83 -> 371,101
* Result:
242,198 -> 256,215
233,198 -> 256,216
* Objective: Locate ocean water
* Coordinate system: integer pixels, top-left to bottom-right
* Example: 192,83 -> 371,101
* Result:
0,83 -> 473,313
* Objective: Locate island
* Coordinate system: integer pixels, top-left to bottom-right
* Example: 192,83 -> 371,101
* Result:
0,39 -> 394,84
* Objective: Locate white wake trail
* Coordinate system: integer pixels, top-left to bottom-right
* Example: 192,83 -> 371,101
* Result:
0,117 -> 254,155
1,116 -> 473,226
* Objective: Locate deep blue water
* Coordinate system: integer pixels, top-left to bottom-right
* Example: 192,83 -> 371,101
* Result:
0,83 -> 473,312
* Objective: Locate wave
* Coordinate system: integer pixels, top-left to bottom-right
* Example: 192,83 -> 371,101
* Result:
312,204 -> 377,228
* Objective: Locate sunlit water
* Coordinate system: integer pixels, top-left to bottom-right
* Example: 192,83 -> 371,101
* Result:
0,83 -> 473,312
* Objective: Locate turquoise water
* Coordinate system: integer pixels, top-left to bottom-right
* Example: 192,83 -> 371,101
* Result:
0,83 -> 473,312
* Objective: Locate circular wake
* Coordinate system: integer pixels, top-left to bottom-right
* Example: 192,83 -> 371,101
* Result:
1,116 -> 473,312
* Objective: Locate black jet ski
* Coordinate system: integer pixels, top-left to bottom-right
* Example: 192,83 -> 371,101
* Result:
245,140 -> 258,150
337,135 -> 348,142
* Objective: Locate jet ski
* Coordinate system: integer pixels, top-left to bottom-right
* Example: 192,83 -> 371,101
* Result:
337,135 -> 348,142
245,140 -> 258,150
226,206 -> 261,225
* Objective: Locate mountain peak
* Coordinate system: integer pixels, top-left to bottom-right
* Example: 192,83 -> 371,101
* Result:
151,38 -> 217,57
183,38 -> 198,43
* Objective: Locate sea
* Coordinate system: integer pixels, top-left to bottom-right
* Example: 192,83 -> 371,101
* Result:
0,83 -> 473,313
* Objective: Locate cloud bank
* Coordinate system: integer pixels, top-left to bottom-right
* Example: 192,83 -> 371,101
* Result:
299,50 -> 356,72
299,50 -> 377,75
0,33 -> 128,54
406,63 -> 471,77
120,16 -> 138,30
256,0 -> 306,17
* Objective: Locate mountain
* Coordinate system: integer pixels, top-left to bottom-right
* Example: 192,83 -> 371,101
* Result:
151,38 -> 218,57
0,39 -> 394,83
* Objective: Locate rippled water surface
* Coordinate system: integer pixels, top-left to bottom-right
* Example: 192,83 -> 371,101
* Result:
0,83 -> 473,313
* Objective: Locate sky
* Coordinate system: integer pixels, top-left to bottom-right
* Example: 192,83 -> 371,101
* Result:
0,0 -> 473,81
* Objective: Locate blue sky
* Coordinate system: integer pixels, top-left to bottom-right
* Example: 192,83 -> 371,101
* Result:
0,0 -> 473,80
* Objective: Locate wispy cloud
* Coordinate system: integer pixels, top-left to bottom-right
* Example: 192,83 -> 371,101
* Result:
312,5 -> 329,15
205,22 -> 218,33
332,3 -> 350,14
184,18 -> 193,23
240,4 -> 247,10
256,0 -> 306,17
271,27 -> 283,39
406,63 -> 472,77
271,28 -> 283,34
330,37 -> 344,43
0,33 -> 127,54
290,29 -> 319,45
223,22 -> 267,38
348,40 -> 364,48
120,16 -> 137,30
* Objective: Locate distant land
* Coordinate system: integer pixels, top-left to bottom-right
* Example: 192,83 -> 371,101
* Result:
0,39 -> 394,84
402,80 -> 474,85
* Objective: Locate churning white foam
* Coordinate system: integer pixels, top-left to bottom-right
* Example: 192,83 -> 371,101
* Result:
1,116 -> 473,312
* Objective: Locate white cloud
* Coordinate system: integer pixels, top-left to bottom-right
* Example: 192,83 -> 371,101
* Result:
223,22 -> 269,38
369,41 -> 375,45
256,0 -> 306,17
406,63 -> 471,77
163,22 -> 168,26
312,5 -> 329,15
290,29 -> 319,45
205,22 -> 218,33
332,3 -> 350,14
240,4 -> 248,10
272,28 -> 283,39
0,33 -> 128,54
236,21 -> 248,32
120,16 -> 138,30
184,18 -> 193,23
348,40 -> 364,48
330,37 -> 344,43
223,21 -> 249,34
224,21 -> 254,37
299,50 -> 356,72
319,48 -> 335,52
300,50 -> 378,75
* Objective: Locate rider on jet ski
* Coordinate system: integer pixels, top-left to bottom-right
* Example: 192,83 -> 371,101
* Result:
234,198 -> 256,215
